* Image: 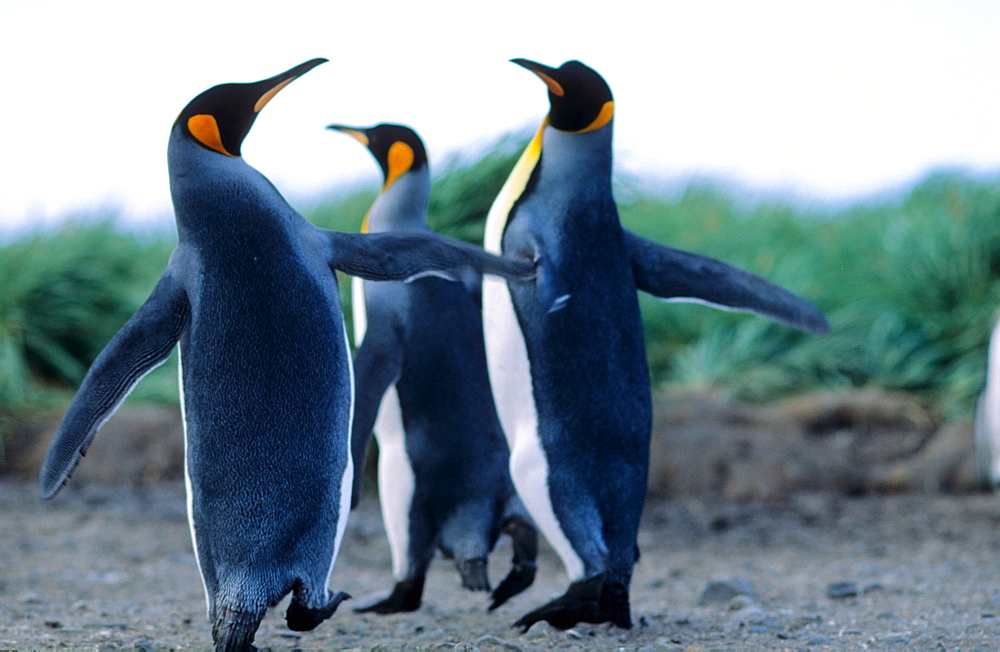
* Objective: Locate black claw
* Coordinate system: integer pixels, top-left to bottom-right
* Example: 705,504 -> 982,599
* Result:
285,591 -> 350,631
489,561 -> 537,611
512,573 -> 632,632
353,577 -> 424,614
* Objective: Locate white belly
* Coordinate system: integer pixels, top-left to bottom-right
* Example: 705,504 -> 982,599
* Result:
372,385 -> 415,580
481,276 -> 584,582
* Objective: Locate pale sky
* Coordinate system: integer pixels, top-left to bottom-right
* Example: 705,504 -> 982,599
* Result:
2,0 -> 998,233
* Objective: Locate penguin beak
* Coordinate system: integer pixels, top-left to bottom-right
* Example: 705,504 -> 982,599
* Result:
254,58 -> 329,113
511,58 -> 565,97
181,58 -> 328,158
327,124 -> 370,146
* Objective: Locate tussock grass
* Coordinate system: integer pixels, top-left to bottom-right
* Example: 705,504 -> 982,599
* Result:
1,143 -> 997,439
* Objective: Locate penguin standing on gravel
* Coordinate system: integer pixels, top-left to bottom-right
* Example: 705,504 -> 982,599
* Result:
39,60 -> 534,652
482,58 -> 830,632
327,123 -> 537,614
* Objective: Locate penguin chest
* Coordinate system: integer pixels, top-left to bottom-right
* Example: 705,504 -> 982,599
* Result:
181,260 -> 352,468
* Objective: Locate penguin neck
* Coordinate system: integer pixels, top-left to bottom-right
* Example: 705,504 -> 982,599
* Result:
365,167 -> 430,233
167,126 -> 300,246
537,122 -> 614,188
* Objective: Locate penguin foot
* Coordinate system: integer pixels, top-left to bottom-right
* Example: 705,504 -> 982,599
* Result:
285,590 -> 350,631
457,557 -> 490,592
211,606 -> 265,652
489,560 -> 537,611
353,577 -> 424,614
600,580 -> 632,629
513,574 -> 605,632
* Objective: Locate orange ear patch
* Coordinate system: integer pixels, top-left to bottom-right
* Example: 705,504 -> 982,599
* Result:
574,101 -> 614,134
383,141 -> 415,190
187,114 -> 235,156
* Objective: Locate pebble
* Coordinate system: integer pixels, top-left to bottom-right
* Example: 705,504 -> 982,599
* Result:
827,581 -> 859,599
698,578 -> 758,605
473,634 -> 522,651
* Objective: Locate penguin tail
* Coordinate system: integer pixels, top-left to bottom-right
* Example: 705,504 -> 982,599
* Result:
457,557 -> 491,592
489,514 -> 538,610
211,606 -> 265,652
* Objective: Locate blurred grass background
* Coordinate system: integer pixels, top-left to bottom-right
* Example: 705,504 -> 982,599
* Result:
1,133 -> 998,443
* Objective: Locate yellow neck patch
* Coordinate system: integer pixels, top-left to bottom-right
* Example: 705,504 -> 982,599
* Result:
483,120 -> 546,253
254,78 -> 295,113
187,114 -> 236,156
571,101 -> 614,134
383,141 -> 414,191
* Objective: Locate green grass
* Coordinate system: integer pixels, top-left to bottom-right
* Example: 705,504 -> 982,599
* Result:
1,141 -> 997,442
0,220 -> 177,414
622,171 -> 1000,418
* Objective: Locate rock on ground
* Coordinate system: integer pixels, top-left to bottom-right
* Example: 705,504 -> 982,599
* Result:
4,481 -> 1000,649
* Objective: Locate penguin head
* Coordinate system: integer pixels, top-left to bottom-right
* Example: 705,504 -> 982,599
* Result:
326,123 -> 428,189
175,58 -> 328,157
512,59 -> 614,133
327,123 -> 430,233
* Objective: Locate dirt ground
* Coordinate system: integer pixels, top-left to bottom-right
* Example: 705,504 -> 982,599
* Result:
4,480 -> 1000,650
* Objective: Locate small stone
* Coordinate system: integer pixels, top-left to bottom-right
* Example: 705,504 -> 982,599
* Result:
726,595 -> 757,612
473,635 -> 523,651
827,581 -> 859,599
698,578 -> 758,605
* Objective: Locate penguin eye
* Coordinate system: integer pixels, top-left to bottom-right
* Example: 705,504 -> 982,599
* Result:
187,114 -> 237,157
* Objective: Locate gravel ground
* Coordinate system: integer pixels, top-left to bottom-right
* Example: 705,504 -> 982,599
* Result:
4,480 -> 1000,649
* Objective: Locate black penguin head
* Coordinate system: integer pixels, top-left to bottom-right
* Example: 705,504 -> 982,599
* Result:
175,58 -> 328,157
512,58 -> 614,133
327,123 -> 428,187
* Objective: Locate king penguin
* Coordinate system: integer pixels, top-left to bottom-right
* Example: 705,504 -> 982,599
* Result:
38,60 -> 534,652
975,315 -> 1000,488
327,123 -> 538,613
481,58 -> 830,631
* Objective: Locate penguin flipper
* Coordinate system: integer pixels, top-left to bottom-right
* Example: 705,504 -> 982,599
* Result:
623,229 -> 830,334
349,328 -> 403,509
39,272 -> 189,499
325,230 -> 535,284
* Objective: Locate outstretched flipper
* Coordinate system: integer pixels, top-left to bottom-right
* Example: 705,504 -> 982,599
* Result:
490,512 -> 538,611
39,271 -> 190,499
623,229 -> 830,334
325,230 -> 535,284
349,322 -> 404,508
